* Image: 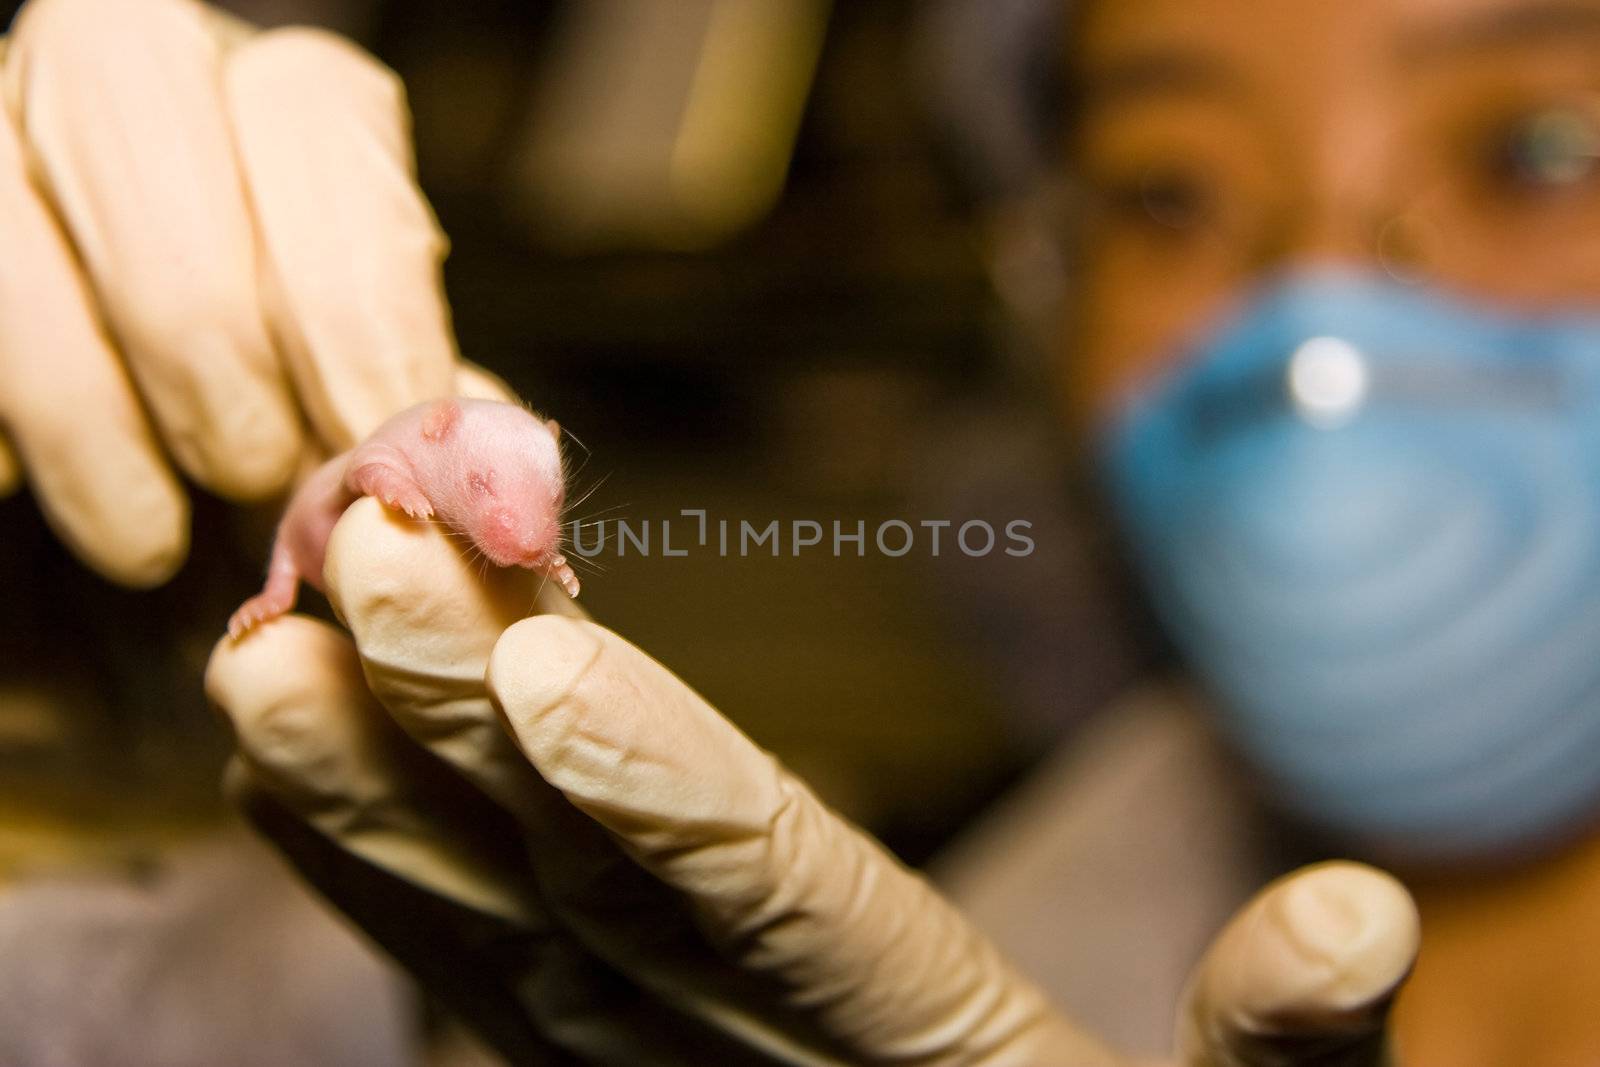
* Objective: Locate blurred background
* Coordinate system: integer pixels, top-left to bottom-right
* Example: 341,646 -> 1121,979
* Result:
0,0 -> 1152,875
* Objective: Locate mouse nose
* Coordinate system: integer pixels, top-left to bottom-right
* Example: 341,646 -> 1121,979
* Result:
516,519 -> 561,566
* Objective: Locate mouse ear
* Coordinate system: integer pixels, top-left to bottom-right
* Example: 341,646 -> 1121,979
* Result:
421,399 -> 462,442
545,419 -> 561,442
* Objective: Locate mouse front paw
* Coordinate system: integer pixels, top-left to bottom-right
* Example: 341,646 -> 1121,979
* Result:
349,462 -> 434,520
547,556 -> 581,599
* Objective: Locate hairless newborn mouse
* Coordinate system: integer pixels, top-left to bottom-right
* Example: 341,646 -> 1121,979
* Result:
228,397 -> 577,639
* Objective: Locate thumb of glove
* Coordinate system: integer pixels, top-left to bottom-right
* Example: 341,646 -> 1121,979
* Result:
1178,860 -> 1420,1067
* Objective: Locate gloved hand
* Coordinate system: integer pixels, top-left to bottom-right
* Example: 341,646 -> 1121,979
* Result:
0,0 -> 456,586
206,497 -> 1421,1066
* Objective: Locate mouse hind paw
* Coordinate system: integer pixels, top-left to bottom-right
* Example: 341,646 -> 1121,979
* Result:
228,564 -> 301,640
227,591 -> 293,640
229,543 -> 303,640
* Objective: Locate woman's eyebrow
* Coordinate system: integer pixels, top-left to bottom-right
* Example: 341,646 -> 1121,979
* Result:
1077,47 -> 1244,113
1402,0 -> 1600,62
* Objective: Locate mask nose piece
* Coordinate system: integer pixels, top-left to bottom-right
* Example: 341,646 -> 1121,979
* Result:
1287,335 -> 1369,428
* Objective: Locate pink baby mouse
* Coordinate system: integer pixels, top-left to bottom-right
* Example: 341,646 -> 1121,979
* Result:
228,396 -> 578,640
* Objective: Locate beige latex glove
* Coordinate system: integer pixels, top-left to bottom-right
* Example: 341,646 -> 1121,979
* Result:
0,0 -> 455,586
206,499 -> 1420,1066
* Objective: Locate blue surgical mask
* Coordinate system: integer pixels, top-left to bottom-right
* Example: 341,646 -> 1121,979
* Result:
1101,271 -> 1600,861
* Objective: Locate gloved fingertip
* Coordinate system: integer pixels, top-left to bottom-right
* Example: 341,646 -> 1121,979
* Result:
230,24 -> 400,93
1181,862 -> 1419,1067
87,517 -> 188,589
205,615 -> 286,707
65,478 -> 190,588
321,496 -> 423,617
1214,861 -> 1419,1031
1273,862 -> 1417,1001
485,615 -> 604,752
176,400 -> 302,503
454,361 -> 518,403
204,614 -> 357,755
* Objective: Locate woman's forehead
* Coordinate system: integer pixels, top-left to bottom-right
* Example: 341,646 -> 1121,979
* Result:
1074,0 -> 1600,72
1067,0 -> 1600,140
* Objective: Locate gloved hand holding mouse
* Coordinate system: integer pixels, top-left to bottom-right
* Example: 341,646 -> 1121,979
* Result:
0,0 -> 457,585
206,494 -> 1420,1066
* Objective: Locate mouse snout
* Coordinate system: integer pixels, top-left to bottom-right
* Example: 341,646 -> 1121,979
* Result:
475,508 -> 526,566
476,507 -> 560,569
513,516 -> 561,568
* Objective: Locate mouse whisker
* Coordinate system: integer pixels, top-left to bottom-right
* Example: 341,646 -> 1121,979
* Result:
564,450 -> 594,485
456,539 -> 489,576
561,433 -> 594,483
561,473 -> 613,517
559,425 -> 592,459
458,538 -> 489,580
563,513 -> 631,547
565,504 -> 631,525
530,565 -> 552,610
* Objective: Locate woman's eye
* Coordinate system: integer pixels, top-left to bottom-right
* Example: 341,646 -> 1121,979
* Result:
1096,167 -> 1217,234
1487,106 -> 1600,193
1141,169 -> 1215,228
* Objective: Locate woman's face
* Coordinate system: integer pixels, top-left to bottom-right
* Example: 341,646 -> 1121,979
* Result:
1065,0 -> 1600,419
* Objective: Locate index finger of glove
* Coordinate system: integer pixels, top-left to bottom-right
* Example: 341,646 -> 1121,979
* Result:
4,0 -> 300,499
223,28 -> 456,451
319,497 -> 584,822
485,614 -> 1123,1067
0,60 -> 187,585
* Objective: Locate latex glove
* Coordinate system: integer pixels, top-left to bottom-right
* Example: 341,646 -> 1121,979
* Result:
0,0 -> 456,586
206,499 -> 1420,1066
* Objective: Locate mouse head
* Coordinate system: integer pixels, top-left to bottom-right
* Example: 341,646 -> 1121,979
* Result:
419,398 -> 567,569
